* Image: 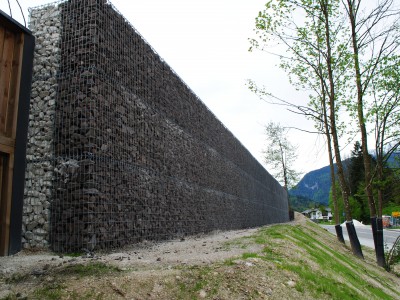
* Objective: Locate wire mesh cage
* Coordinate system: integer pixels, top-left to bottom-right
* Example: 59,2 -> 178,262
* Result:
24,0 -> 289,253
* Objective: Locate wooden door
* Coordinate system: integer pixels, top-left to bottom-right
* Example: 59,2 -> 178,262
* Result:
0,24 -> 24,256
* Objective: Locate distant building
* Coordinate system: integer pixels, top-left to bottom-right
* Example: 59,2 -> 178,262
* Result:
302,207 -> 332,221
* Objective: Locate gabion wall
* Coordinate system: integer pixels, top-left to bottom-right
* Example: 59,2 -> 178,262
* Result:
24,4 -> 61,249
24,0 -> 289,252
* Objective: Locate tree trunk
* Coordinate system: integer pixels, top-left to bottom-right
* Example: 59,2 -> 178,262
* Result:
322,0 -> 363,258
371,217 -> 386,268
335,224 -> 345,244
346,221 -> 364,259
346,0 -> 384,267
331,172 -> 345,244
375,164 -> 386,268
327,62 -> 363,259
321,75 -> 344,244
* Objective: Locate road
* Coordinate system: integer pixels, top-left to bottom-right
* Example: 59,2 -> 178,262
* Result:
321,225 -> 400,249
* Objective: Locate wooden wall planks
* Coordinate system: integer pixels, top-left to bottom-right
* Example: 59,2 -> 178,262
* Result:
0,18 -> 25,256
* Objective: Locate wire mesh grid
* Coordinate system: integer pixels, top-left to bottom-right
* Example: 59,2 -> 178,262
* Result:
25,0 -> 289,252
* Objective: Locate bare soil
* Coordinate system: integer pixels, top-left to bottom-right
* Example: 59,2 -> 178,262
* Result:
0,225 -> 266,299
0,227 -> 261,276
1,214 -> 399,300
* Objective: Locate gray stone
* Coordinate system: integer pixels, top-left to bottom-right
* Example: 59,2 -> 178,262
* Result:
23,1 -> 288,254
25,231 -> 34,240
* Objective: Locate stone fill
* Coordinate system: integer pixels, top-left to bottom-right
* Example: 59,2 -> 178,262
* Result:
24,0 -> 289,252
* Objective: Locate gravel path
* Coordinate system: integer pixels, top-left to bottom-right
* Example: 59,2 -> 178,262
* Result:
0,227 -> 263,277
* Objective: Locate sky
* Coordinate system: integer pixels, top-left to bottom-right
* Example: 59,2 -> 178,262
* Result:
2,0 -> 334,179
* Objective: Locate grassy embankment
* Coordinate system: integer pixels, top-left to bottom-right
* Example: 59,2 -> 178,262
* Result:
2,215 -> 399,299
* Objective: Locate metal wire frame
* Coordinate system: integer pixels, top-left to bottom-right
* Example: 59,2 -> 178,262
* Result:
4,0 -> 26,27
25,0 -> 289,253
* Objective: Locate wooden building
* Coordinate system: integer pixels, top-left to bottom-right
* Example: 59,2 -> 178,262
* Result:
0,10 -> 34,256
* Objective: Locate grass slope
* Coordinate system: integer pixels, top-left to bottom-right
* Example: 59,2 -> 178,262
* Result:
1,214 -> 399,299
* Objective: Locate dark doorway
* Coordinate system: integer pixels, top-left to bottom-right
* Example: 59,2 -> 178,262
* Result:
0,153 -> 11,255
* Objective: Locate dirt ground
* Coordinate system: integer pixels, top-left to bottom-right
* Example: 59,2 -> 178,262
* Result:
1,214 -> 399,300
0,226 -> 262,278
0,223 -> 267,299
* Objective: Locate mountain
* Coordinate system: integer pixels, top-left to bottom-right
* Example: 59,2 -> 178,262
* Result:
387,152 -> 400,166
289,165 -> 333,206
289,152 -> 400,209
288,194 -> 324,212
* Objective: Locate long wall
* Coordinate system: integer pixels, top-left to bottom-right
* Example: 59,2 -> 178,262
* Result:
24,0 -> 289,252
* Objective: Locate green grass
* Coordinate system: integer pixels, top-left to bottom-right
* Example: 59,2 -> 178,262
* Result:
241,252 -> 258,259
4,273 -> 30,284
281,264 -> 359,299
58,262 -> 121,277
27,263 -> 122,300
253,236 -> 268,244
176,265 -> 224,299
4,219 -> 399,300
261,245 -> 284,263
33,283 -> 65,300
260,224 -> 396,300
221,238 -> 249,250
229,221 -> 397,300
223,257 -> 236,266
177,223 -> 397,299
32,283 -> 106,300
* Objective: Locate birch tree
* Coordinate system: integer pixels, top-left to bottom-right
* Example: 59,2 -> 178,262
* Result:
250,0 -> 362,255
342,0 -> 400,267
263,122 -> 300,191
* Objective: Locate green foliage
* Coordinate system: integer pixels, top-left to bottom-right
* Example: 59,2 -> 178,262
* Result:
351,198 -> 368,223
349,142 -> 364,194
249,0 -> 354,124
382,204 -> 400,216
379,166 -> 400,208
263,122 -> 300,188
367,55 -> 400,163
329,180 -> 369,223
250,0 -> 400,230
329,185 -> 342,222
386,238 -> 400,274
290,147 -> 400,220
289,194 -> 324,212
